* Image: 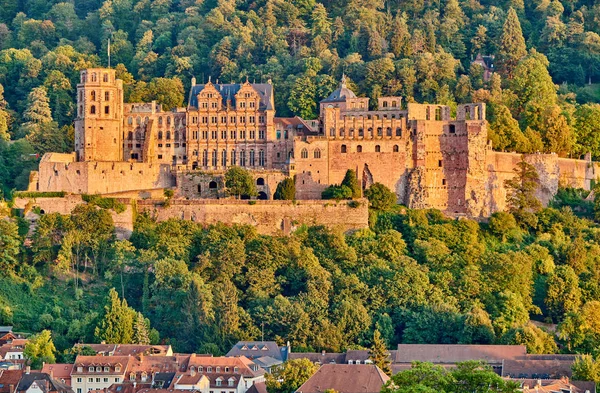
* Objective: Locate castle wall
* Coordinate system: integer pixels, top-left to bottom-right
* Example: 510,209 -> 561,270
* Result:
175,170 -> 287,199
37,156 -> 173,194
137,199 -> 369,235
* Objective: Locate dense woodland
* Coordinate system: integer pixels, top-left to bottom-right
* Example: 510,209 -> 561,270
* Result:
2,185 -> 600,370
2,1 -> 600,196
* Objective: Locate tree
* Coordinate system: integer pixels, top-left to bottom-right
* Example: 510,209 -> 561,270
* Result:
341,169 -> 361,198
0,83 -> 9,141
572,355 -> 600,382
501,323 -> 557,354
224,167 -> 257,198
132,312 -> 150,345
545,265 -> 582,322
369,329 -> 391,376
321,185 -> 352,200
497,8 -> 527,79
0,219 -> 20,275
24,330 -> 56,369
21,86 -> 52,137
266,358 -> 319,393
504,158 -> 541,215
274,177 -> 296,200
488,105 -> 529,153
573,104 -> 600,160
94,288 -> 135,344
365,183 -> 396,210
147,78 -> 184,110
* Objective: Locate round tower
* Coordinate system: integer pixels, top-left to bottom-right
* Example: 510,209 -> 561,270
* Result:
75,68 -> 124,162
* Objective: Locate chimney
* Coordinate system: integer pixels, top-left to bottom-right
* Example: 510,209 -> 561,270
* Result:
321,351 -> 325,356
191,77 -> 196,86
49,370 -> 53,379
9,384 -> 14,393
26,366 -> 30,374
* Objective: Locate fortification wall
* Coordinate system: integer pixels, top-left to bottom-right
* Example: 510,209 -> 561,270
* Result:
176,170 -> 287,199
136,199 -> 369,235
484,152 -> 599,216
37,159 -> 173,194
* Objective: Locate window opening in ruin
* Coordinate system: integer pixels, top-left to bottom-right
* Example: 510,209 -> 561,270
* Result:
393,145 -> 399,152
301,149 -> 308,159
435,107 -> 442,121
341,145 -> 347,153
357,145 -> 362,152
104,106 -> 109,114
257,178 -> 265,186
438,160 -> 443,167
209,181 -> 217,189
103,73 -> 108,82
449,125 -> 456,134
383,101 -> 388,108
375,145 -> 381,152
105,92 -> 109,101
90,105 -> 96,114
314,149 -> 321,159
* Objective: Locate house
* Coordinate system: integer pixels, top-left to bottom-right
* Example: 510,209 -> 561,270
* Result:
289,350 -> 394,366
472,54 -> 495,81
226,342 -> 288,362
15,370 -> 73,393
0,340 -> 28,362
251,357 -> 281,374
0,369 -> 23,393
501,354 -> 579,379
295,364 -> 389,393
244,382 -> 266,393
0,328 -> 18,346
515,377 -> 594,393
185,354 -> 265,392
73,345 -> 172,357
71,356 -> 132,393
41,365 -> 73,386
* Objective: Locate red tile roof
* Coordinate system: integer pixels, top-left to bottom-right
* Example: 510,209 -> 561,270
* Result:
41,364 -> 74,381
296,364 -> 390,393
0,370 -> 24,393
394,344 -> 527,364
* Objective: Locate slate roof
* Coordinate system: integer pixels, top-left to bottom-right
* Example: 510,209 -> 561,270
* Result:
0,328 -> 12,334
321,76 -> 357,103
16,372 -> 73,393
394,344 -> 527,364
188,83 -> 273,110
226,341 -> 287,362
252,356 -> 282,369
296,364 -> 390,393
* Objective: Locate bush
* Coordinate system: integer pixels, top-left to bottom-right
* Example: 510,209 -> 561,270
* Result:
322,185 -> 352,200
274,177 -> 296,200
82,194 -> 126,213
365,183 -> 396,210
225,167 -> 257,198
348,200 -> 361,208
341,169 -> 361,198
13,191 -> 66,198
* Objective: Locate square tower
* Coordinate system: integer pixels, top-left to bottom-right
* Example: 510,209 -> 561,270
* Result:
75,69 -> 124,162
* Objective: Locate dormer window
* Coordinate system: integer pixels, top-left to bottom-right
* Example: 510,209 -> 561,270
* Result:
89,367 -> 94,372
130,373 -> 135,381
228,379 -> 235,387
78,367 -> 83,372
216,367 -> 220,373
348,360 -> 353,364
141,372 -> 148,382
216,379 -> 222,387
207,367 -> 212,373
104,367 -> 109,372
233,367 -> 238,373
224,367 -> 229,372
199,366 -> 203,372
115,365 -> 121,373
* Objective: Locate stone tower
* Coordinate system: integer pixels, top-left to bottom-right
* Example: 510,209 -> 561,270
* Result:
75,68 -> 124,162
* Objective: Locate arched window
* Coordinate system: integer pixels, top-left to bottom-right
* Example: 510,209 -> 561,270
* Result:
259,150 -> 265,166
136,116 -> 141,125
340,127 -> 345,137
383,101 -> 388,107
358,128 -> 364,137
222,150 -> 227,166
158,117 -> 163,125
91,73 -> 97,82
256,178 -> 265,186
249,149 -> 255,166
103,73 -> 109,82
314,149 -> 321,159
392,101 -> 397,107
377,127 -> 382,136
91,91 -> 96,101
209,181 -> 217,189
166,131 -> 171,140
158,131 -> 163,140
240,150 -> 246,166
357,145 -> 362,152
202,150 -> 208,166
167,117 -> 171,126
393,145 -> 399,152
396,127 -> 402,137
386,127 -> 392,136
368,127 -> 373,137
301,148 -> 308,159
128,116 -> 133,125
90,105 -> 96,114
341,145 -> 347,153
174,131 -> 179,140
144,116 -> 149,123
231,149 -> 237,165
212,150 -> 217,166
375,145 -> 381,152
128,132 -> 133,140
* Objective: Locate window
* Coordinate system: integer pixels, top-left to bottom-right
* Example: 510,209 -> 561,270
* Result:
435,107 -> 442,121
136,116 -> 141,125
130,373 -> 135,381
95,378 -> 100,383
115,378 -> 120,383
104,105 -> 109,114
314,149 -> 321,159
438,160 -> 443,167
396,128 -> 402,137
166,131 -> 171,140
89,367 -> 94,372
234,367 -> 239,373
216,380 -> 222,387
77,367 -> 83,373
449,124 -> 456,134
90,105 -> 96,114
207,367 -> 213,373
330,128 -> 335,137
88,378 -> 93,383
250,101 -> 255,108
357,145 -> 362,152
105,92 -> 109,101
377,127 -> 382,137
375,145 -> 381,152
231,130 -> 237,139
115,367 -> 121,373
240,150 -> 246,166
212,130 -> 217,139
202,150 -> 208,166
386,127 -> 392,136
259,150 -> 265,166
216,367 -> 221,373
392,101 -> 397,107
222,150 -> 227,166
250,150 -> 255,166
231,150 -> 237,165
341,145 -> 347,153
442,179 -> 446,185
250,130 -> 255,139
91,91 -> 96,101
383,101 -> 388,108
222,130 -> 227,139
103,73 -> 109,82
91,73 -> 97,82
259,130 -> 265,139
228,379 -> 234,387
393,145 -> 399,152
276,131 -> 281,139
175,131 -> 180,140
358,128 -> 364,137
301,149 -> 308,159
104,367 -> 109,372
77,378 -> 82,383
212,150 -> 217,166
77,389 -> 82,393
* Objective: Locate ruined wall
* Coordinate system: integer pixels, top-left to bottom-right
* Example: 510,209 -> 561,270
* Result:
37,156 -> 174,194
137,199 -> 369,235
484,152 -> 600,216
176,170 -> 287,199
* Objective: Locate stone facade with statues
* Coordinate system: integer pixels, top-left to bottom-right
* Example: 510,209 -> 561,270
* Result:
28,68 -> 600,218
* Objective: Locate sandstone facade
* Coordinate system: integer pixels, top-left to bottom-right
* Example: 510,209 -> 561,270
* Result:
28,68 -> 600,218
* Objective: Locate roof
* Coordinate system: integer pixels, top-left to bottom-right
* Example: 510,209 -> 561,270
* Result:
0,369 -> 24,393
394,344 -> 527,364
296,364 -> 390,393
515,378 -> 586,393
188,82 -> 273,110
502,358 -> 576,379
226,342 -> 286,361
187,355 -> 262,378
321,76 -> 357,103
288,353 -> 346,365
152,372 -> 177,389
72,356 -> 132,374
16,372 -> 72,393
246,381 -> 268,393
274,117 -> 317,134
0,328 -> 12,334
106,382 -> 152,393
74,344 -> 171,357
41,364 -> 73,380
252,356 -> 282,369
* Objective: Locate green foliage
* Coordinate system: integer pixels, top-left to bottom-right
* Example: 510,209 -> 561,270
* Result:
266,358 -> 319,393
24,330 -> 56,369
365,183 -> 396,210
322,185 -> 352,200
274,177 -> 296,201
13,191 -> 66,198
369,329 -> 391,376
82,194 -> 126,213
572,355 -> 600,382
224,167 -> 257,198
341,169 -> 361,199
500,323 -> 557,354
504,158 -> 542,217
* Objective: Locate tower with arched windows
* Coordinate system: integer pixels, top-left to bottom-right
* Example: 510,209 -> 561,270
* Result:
75,68 -> 124,162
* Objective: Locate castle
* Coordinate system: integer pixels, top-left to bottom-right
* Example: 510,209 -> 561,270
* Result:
29,68 -> 600,217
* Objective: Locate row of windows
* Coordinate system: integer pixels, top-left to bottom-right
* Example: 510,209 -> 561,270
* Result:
339,144 -> 401,153
81,72 -> 111,83
80,91 -> 111,102
329,127 -> 402,138
191,115 -> 265,125
300,148 -> 321,159
79,105 -> 110,116
198,100 -> 257,109
189,366 -> 239,373
127,116 -> 183,127
77,366 -> 121,373
192,149 -> 266,167
190,130 -> 266,140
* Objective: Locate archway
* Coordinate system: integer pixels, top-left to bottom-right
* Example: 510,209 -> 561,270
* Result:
257,191 -> 268,200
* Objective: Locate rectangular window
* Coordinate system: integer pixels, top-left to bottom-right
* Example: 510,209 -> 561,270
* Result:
212,150 -> 217,166
240,116 -> 245,123
230,116 -> 236,123
221,116 -> 227,123
249,150 -> 255,166
115,378 -> 120,383
250,101 -> 255,108
192,117 -> 198,124
240,151 -> 246,166
222,150 -> 227,166
202,131 -> 208,139
250,130 -> 255,139
211,116 -> 217,124
77,378 -> 82,383
231,130 -> 236,139
193,131 -> 198,139
96,378 -> 100,383
104,378 -> 109,383
221,130 -> 227,139
240,131 -> 246,139
259,115 -> 265,124
249,116 -> 255,124
88,379 -> 93,383
211,130 -> 217,139
77,389 -> 82,393
276,131 -> 281,139
259,150 -> 265,166
104,92 -> 109,101
202,117 -> 208,124
259,130 -> 265,139
231,150 -> 236,165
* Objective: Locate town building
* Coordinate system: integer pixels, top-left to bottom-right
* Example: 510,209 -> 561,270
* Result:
295,364 -> 389,393
15,370 -> 73,393
40,365 -> 73,386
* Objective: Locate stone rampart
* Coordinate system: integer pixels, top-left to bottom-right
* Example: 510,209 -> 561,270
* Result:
136,198 -> 369,235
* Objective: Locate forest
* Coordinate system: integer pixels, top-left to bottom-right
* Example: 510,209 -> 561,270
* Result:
2,185 -> 600,367
2,0 -> 600,197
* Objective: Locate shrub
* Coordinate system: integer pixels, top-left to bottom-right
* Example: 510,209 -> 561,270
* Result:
82,194 -> 126,213
274,177 -> 296,200
13,191 -> 66,198
341,169 -> 361,198
322,185 -> 352,200
365,183 -> 397,210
